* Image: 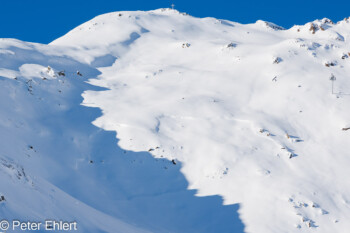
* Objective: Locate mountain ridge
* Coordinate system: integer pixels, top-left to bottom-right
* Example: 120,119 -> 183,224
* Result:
1,9 -> 350,233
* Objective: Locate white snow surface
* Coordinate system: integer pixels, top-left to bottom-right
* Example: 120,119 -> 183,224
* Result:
1,9 -> 350,232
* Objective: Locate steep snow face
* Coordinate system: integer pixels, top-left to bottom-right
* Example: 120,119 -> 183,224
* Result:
0,38 -> 243,233
2,8 -> 350,233
0,39 -> 151,233
52,9 -> 350,233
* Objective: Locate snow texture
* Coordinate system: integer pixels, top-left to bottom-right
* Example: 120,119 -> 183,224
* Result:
1,8 -> 350,233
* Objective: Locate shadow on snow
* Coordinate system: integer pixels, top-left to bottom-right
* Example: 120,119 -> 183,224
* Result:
0,46 -> 245,232
53,81 -> 245,233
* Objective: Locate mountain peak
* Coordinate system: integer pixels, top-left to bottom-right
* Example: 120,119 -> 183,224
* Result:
1,9 -> 350,233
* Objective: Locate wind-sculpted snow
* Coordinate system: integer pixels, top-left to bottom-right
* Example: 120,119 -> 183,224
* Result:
0,38 -> 243,232
1,8 -> 350,233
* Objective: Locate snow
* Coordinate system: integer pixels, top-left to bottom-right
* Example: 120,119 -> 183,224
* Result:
1,8 -> 350,233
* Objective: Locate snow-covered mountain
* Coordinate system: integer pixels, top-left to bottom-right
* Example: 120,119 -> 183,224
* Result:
1,8 -> 350,233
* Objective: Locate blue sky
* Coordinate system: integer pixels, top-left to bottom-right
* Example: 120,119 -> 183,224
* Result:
1,0 -> 349,43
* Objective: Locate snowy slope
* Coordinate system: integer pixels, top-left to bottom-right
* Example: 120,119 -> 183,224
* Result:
0,39 -> 243,233
1,8 -> 350,233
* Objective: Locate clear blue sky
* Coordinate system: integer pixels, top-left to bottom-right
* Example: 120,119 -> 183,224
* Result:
1,0 -> 349,44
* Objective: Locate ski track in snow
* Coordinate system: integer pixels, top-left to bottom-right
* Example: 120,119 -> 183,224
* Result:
1,8 -> 350,233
